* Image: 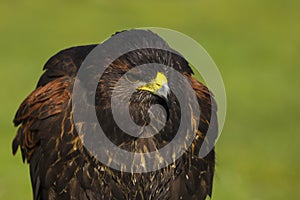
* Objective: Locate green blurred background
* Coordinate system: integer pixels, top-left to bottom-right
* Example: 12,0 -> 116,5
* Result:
1,0 -> 299,199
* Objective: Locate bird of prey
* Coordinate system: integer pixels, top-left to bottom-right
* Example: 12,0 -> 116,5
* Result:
13,30 -> 218,200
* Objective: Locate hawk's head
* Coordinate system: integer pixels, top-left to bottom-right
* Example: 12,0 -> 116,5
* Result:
136,71 -> 170,101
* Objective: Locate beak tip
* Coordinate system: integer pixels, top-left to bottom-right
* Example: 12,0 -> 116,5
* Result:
157,83 -> 170,101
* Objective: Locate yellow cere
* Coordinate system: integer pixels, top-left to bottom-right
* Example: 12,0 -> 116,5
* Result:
137,72 -> 168,94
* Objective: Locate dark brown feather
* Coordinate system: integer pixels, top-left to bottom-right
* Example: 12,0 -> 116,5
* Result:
13,31 -> 217,200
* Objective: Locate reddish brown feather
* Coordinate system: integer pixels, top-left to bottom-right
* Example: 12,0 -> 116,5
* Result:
13,76 -> 71,162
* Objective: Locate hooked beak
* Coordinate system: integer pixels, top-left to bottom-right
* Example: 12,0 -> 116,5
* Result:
156,83 -> 170,101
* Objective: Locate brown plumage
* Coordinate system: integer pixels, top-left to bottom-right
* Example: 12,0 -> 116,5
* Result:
13,30 -> 218,200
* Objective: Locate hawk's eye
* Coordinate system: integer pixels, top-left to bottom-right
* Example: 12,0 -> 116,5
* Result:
124,72 -> 141,83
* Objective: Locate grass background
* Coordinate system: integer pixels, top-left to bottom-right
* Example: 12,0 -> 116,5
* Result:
0,0 -> 299,199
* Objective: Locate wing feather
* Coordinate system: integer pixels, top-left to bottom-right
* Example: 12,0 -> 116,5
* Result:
12,76 -> 71,161
187,74 -> 218,198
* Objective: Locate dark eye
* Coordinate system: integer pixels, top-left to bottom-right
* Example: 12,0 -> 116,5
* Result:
124,72 -> 141,83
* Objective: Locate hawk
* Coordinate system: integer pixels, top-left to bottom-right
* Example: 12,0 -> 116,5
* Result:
13,30 -> 218,200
